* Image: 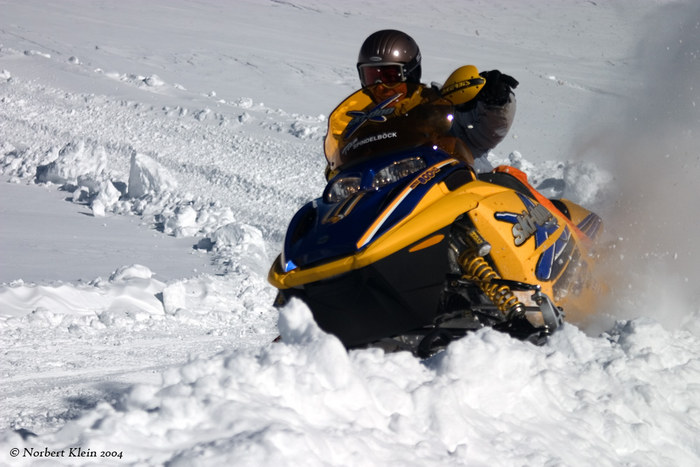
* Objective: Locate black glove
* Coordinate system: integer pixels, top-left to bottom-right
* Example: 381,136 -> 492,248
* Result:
477,70 -> 519,106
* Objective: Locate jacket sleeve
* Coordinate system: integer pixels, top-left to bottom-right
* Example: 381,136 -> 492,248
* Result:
450,92 -> 516,160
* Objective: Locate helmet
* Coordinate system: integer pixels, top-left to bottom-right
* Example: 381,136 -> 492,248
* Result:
357,30 -> 422,87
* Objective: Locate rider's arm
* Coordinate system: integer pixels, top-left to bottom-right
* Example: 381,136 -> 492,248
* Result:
450,93 -> 516,161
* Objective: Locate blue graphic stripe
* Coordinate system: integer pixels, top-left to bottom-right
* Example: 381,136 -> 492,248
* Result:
578,213 -> 602,239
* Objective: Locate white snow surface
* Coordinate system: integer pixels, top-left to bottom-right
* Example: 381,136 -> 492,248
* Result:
1,0 -> 700,465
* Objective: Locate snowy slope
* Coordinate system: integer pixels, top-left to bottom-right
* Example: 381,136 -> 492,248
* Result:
1,1 -> 700,465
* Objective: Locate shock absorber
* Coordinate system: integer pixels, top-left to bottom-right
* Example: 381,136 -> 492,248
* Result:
460,253 -> 524,318
453,221 -> 524,319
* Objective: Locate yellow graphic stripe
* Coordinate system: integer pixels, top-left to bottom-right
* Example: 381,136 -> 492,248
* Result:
356,159 -> 457,249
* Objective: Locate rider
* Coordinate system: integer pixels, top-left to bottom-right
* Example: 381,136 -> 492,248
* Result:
349,30 -> 591,230
349,29 -> 518,174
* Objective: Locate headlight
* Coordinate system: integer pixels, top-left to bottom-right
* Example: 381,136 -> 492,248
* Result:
372,157 -> 426,189
325,157 -> 426,203
326,176 -> 362,203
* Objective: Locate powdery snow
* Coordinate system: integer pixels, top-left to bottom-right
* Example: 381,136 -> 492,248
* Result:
1,1 -> 699,466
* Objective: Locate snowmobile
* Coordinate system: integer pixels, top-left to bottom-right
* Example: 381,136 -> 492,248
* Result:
268,67 -> 603,357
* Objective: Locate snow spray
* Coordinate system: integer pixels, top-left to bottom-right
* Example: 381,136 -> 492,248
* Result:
579,3 -> 700,331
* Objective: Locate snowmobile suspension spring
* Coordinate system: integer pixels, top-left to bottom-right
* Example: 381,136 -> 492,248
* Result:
460,253 -> 523,317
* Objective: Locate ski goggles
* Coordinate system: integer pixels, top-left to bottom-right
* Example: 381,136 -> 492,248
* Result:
358,63 -> 406,87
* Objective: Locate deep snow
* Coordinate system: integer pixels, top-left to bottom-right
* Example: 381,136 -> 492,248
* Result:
1,0 -> 700,465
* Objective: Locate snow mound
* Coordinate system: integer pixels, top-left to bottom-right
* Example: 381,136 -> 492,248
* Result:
208,223 -> 268,274
35,140 -> 108,188
0,265 -> 165,322
127,152 -> 178,198
108,264 -> 154,282
2,302 -> 698,466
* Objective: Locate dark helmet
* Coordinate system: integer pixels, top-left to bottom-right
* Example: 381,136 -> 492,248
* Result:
357,29 -> 422,87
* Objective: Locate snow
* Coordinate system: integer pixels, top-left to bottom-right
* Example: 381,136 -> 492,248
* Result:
1,0 -> 699,465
